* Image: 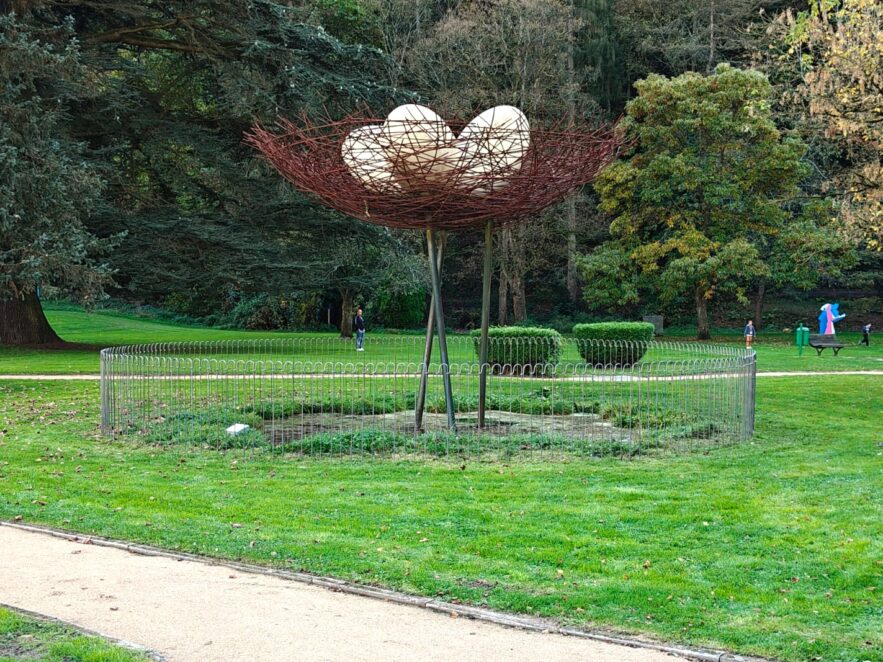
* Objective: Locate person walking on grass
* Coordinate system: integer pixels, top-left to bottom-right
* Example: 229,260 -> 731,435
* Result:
861,322 -> 871,346
744,319 -> 756,348
355,307 -> 366,352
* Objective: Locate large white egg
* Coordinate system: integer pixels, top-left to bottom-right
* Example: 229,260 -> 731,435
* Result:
423,145 -> 464,185
383,104 -> 456,188
456,105 -> 530,195
383,104 -> 454,147
341,124 -> 399,193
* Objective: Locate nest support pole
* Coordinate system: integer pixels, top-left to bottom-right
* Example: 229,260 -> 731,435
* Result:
424,228 -> 456,431
415,234 -> 445,432
478,220 -> 493,429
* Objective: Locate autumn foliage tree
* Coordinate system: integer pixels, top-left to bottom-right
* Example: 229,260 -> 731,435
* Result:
583,65 -> 812,339
790,0 -> 882,250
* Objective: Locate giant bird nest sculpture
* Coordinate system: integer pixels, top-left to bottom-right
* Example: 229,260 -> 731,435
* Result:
247,104 -> 623,431
246,105 -> 621,231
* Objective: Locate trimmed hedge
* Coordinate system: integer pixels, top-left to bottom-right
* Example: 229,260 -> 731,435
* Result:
471,326 -> 563,369
572,322 -> 655,367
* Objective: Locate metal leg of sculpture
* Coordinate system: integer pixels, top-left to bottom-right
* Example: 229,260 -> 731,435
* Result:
415,235 -> 445,432
478,220 -> 493,428
426,228 -> 456,431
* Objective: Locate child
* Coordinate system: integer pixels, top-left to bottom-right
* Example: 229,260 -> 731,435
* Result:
744,319 -> 756,348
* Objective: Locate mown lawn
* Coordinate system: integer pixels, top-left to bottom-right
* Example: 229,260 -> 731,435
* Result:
1,376 -> 880,662
0,606 -> 147,662
0,305 -> 880,374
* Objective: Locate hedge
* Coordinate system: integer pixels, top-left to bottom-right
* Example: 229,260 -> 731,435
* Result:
470,326 -> 563,369
572,322 -> 655,367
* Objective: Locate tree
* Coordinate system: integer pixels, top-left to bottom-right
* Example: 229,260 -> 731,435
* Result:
320,229 -> 426,337
404,0 -> 591,323
788,0 -> 882,249
586,65 -> 812,339
363,0 -> 453,85
0,16 -> 115,345
573,0 -> 627,113
4,1 -> 421,327
750,200 -> 857,327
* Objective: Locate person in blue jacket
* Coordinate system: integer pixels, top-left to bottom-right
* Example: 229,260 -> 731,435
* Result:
744,319 -> 756,348
861,323 -> 871,346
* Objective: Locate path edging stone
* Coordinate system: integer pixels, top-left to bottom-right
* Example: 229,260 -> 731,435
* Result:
1,520 -> 772,662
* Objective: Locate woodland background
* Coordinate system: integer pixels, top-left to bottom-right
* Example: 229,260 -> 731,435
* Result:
1,0 -> 880,342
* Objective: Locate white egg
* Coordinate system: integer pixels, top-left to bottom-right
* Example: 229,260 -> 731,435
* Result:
341,125 -> 399,193
424,145 -> 464,185
383,104 -> 457,188
341,105 -> 530,197
456,105 -> 530,195
383,104 -> 454,147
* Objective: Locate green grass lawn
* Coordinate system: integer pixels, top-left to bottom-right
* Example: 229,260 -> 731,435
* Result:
1,376 -> 880,661
0,606 -> 147,662
0,305 -> 880,374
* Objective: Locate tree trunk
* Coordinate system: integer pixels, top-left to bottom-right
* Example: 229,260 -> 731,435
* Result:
753,280 -> 766,331
0,291 -> 62,346
509,225 -> 528,322
497,228 -> 510,326
566,197 -> 579,302
339,288 -> 354,338
497,273 -> 509,326
706,0 -> 716,73
511,273 -> 527,322
565,16 -> 579,303
696,289 -> 710,340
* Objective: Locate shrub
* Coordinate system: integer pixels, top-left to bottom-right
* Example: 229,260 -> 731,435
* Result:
227,292 -> 318,330
368,289 -> 427,329
470,326 -> 563,369
572,322 -> 655,367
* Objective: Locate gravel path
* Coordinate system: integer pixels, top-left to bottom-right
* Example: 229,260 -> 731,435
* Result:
0,525 -> 683,662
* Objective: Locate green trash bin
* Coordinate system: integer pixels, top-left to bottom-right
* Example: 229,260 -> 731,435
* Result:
795,323 -> 809,356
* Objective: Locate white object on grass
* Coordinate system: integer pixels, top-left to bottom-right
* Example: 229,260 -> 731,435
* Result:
226,423 -> 251,436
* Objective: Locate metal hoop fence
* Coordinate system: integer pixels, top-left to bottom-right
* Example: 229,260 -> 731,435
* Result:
100,337 -> 756,458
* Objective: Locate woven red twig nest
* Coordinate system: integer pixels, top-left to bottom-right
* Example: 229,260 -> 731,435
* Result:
246,106 -> 622,231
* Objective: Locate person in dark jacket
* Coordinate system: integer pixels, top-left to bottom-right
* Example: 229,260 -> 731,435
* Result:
355,307 -> 366,351
744,319 -> 756,348
861,323 -> 871,346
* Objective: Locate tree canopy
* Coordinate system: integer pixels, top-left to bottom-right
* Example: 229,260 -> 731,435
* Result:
584,64 -> 847,338
0,15 -> 114,343
0,0 -> 879,344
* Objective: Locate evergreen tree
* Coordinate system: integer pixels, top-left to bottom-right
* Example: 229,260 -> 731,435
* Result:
2,1 -> 423,339
573,0 -> 626,113
0,16 -> 115,344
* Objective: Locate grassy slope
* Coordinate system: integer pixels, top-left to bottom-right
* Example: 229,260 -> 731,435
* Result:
1,377 -> 880,662
0,607 -> 147,662
0,305 -> 880,374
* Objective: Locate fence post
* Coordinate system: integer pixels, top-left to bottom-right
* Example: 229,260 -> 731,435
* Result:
743,351 -> 757,439
99,348 -> 110,435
